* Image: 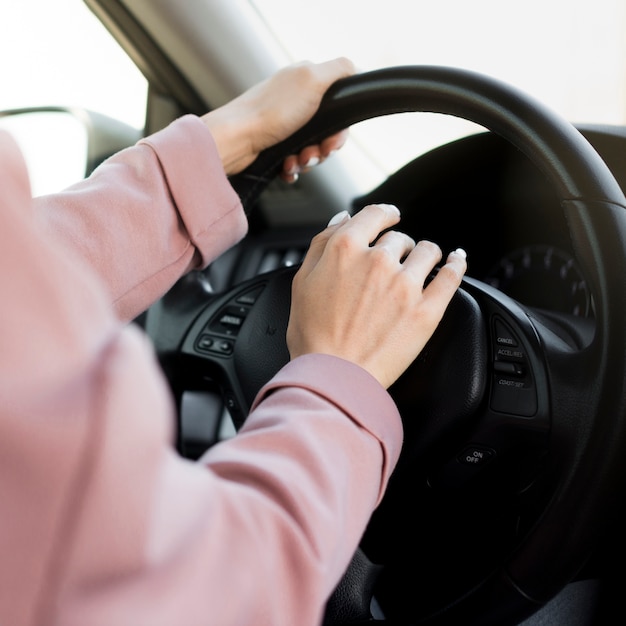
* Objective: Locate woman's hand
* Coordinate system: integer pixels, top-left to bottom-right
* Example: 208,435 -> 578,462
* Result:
201,58 -> 355,181
287,205 -> 467,389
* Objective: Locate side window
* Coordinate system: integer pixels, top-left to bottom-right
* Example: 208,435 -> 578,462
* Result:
0,0 -> 147,195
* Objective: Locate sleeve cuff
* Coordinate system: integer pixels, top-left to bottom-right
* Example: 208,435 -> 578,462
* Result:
251,354 -> 404,491
139,115 -> 248,268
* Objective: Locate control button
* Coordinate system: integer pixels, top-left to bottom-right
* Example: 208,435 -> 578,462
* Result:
457,445 -> 495,466
194,335 -> 234,357
237,286 -> 265,305
491,375 -> 537,416
494,318 -> 518,347
493,361 -> 524,376
219,313 -> 244,328
196,335 -> 214,351
496,346 -> 524,360
210,305 -> 249,336
216,340 -> 233,355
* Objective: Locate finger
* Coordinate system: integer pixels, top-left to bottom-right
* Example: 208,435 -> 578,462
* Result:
344,203 -> 402,246
281,155 -> 300,183
298,147 -> 321,171
280,149 -> 321,183
298,203 -> 400,279
298,204 -> 400,278
327,210 -> 351,227
373,230 -> 416,262
425,248 -> 467,301
280,148 -> 325,182
428,248 -> 467,291
283,128 -> 351,181
315,56 -> 357,81
298,130 -> 350,168
401,239 -> 444,283
320,129 -> 349,157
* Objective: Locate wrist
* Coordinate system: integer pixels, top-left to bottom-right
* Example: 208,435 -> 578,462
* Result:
200,106 -> 256,176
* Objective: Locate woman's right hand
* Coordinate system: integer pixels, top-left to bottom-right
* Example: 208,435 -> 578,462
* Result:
286,204 -> 467,389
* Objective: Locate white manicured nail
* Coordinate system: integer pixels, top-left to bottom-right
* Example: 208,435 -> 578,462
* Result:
327,210 -> 351,227
304,156 -> 320,168
453,248 -> 467,259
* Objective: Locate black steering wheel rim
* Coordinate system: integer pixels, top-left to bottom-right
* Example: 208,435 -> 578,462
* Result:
225,66 -> 626,624
231,65 -> 624,205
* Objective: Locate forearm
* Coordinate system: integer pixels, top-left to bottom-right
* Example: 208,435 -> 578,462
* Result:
51,355 -> 402,626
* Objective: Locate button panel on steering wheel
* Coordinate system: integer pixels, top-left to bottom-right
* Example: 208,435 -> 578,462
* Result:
193,285 -> 266,359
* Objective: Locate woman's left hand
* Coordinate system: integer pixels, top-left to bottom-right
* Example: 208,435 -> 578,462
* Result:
201,58 -> 355,180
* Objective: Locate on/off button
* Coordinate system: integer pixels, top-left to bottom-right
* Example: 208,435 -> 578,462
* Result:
457,445 -> 495,466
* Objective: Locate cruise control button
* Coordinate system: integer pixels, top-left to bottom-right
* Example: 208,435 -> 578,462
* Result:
494,318 -> 518,347
494,361 -> 524,376
491,375 -> 537,416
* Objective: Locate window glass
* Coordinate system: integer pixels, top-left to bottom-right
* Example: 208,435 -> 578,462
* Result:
0,0 -> 147,193
250,0 -> 626,183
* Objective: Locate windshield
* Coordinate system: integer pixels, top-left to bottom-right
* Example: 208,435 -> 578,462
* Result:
250,0 -> 626,183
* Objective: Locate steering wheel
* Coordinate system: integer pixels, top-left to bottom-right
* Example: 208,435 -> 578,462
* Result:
161,66 -> 626,624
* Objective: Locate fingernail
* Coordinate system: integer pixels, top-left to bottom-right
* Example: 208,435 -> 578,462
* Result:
304,156 -> 320,168
379,203 -> 400,217
327,210 -> 351,227
453,248 -> 467,259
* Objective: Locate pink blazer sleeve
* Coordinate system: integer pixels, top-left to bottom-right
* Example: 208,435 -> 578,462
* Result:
0,121 -> 403,626
34,115 -> 248,322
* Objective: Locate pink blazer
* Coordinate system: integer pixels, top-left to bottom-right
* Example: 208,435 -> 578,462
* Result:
0,115 -> 403,626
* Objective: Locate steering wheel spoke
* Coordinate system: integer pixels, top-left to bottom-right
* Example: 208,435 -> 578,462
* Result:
180,268 -> 294,427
